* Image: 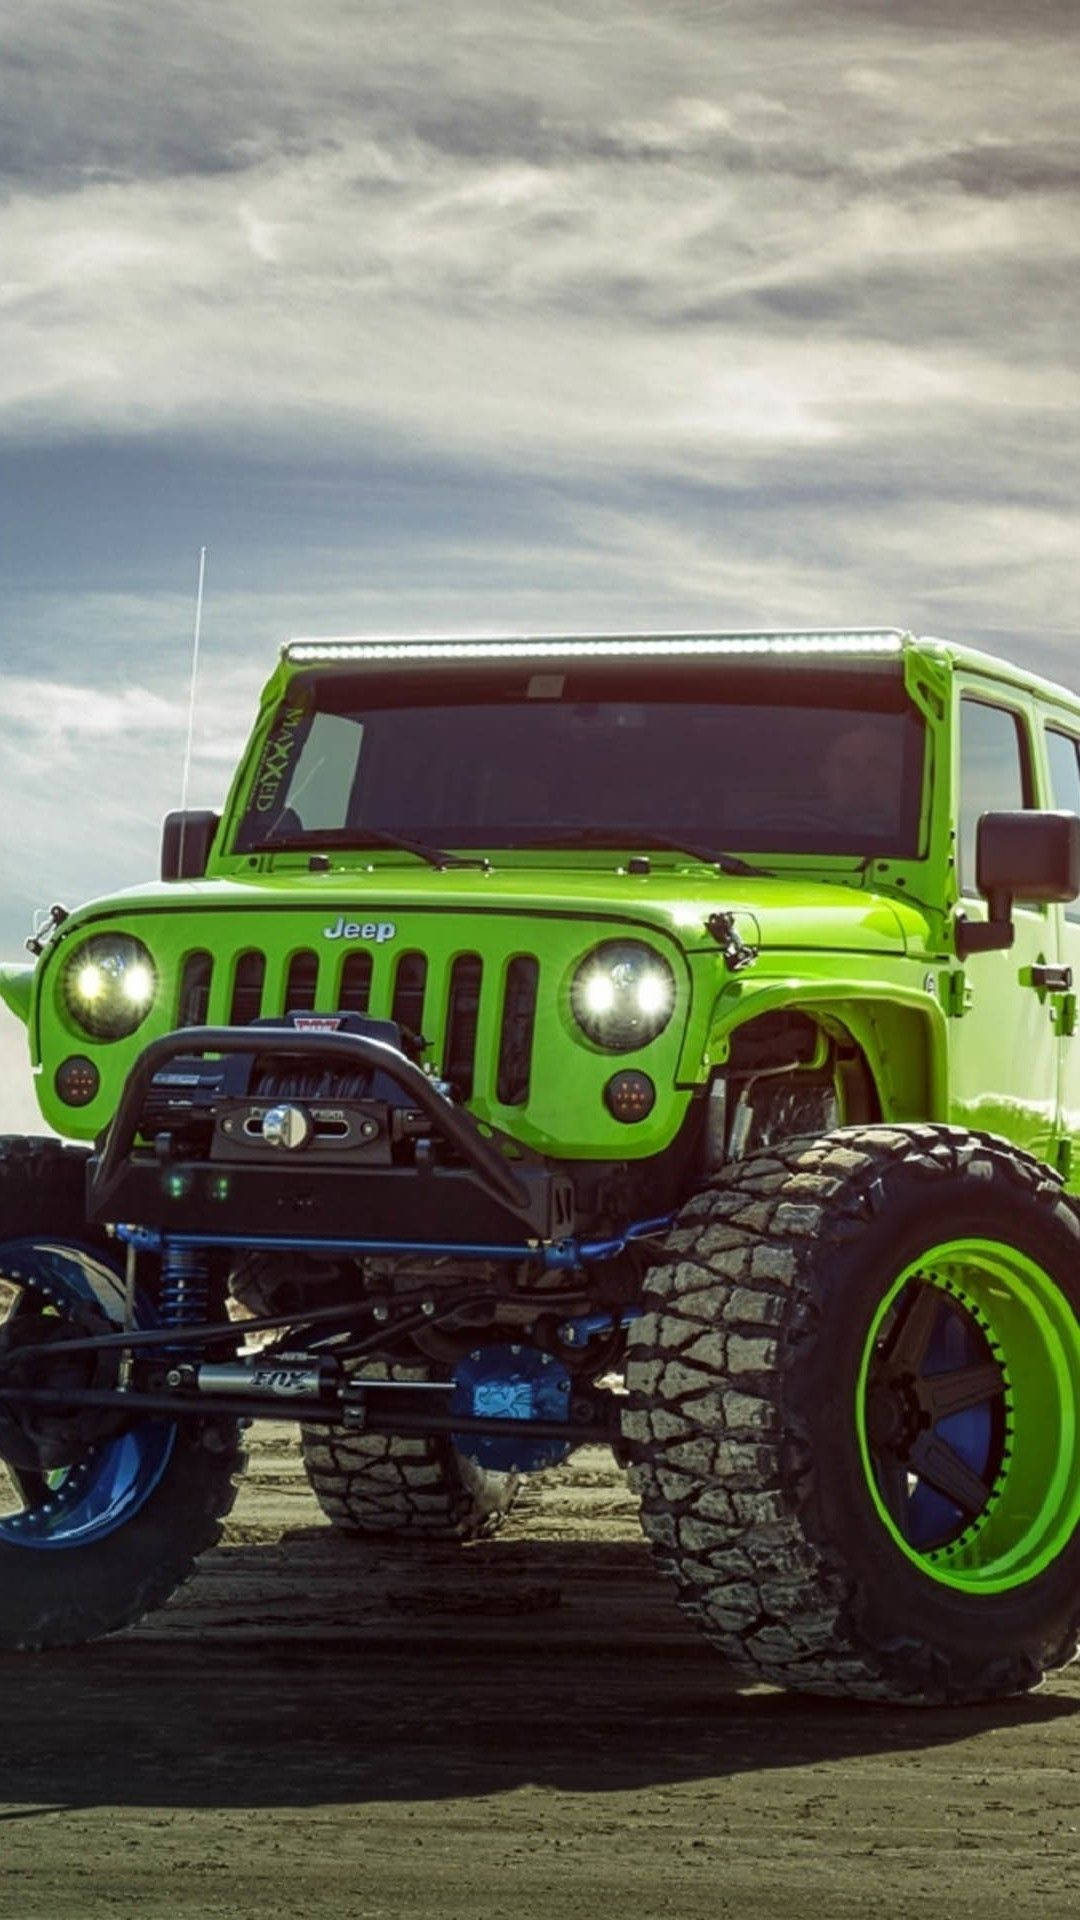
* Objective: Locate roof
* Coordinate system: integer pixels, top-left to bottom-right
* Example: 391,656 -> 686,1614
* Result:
916,636 -> 1080,711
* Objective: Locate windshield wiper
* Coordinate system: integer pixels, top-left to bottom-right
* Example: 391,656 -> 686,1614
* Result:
260,828 -> 491,872
509,825 -> 771,878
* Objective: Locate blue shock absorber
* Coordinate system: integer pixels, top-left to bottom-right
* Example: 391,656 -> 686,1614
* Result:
158,1242 -> 210,1332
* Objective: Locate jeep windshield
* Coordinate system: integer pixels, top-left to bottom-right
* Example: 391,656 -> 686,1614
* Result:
234,663 -> 926,859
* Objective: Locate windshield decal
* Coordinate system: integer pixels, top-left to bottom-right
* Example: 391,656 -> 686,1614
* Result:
252,703 -> 309,816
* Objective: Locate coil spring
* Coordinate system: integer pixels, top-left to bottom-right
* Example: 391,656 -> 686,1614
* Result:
158,1244 -> 210,1330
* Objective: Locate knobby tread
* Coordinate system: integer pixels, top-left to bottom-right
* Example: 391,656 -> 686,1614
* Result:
4,1422 -> 247,1653
0,1135 -> 100,1244
622,1124 -> 1080,1704
301,1364 -> 519,1541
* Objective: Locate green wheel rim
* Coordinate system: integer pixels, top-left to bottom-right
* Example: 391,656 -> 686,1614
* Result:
856,1238 -> 1080,1593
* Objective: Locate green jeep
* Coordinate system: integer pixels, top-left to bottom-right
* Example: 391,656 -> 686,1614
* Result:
3,627 -> 1080,1704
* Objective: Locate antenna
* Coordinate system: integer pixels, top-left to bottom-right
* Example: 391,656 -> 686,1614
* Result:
177,546 -> 207,877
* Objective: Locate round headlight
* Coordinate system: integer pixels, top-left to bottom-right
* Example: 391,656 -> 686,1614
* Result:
61,934 -> 157,1041
570,940 -> 676,1053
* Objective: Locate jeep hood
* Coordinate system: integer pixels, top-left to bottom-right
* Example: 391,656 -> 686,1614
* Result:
50,867 -> 928,957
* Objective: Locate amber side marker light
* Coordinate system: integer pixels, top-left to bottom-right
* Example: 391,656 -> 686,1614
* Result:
604,1070 -> 656,1123
55,1055 -> 100,1107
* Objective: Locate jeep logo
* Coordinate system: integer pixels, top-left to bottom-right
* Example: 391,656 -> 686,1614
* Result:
322,916 -> 397,943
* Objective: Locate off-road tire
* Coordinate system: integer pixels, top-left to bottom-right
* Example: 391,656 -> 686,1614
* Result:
0,1135 -> 245,1649
0,1135 -> 103,1245
623,1125 -> 1080,1705
0,1417 -> 245,1650
301,1364 -> 520,1541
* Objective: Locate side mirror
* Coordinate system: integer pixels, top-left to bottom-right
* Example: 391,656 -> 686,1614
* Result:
161,810 -> 220,882
956,810 -> 1080,958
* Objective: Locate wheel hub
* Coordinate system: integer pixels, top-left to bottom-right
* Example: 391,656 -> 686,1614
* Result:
0,1307 -> 126,1469
863,1271 -> 1009,1554
864,1375 -> 921,1453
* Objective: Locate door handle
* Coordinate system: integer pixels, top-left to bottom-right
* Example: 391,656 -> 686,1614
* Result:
1029,964 -> 1073,993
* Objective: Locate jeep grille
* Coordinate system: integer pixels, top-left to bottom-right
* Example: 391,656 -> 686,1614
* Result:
175,942 -> 539,1108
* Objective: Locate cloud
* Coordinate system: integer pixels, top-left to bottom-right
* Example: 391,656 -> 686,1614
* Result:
1,2 -> 1077,462
0,0 -> 1078,965
0,1009 -> 47,1135
0,657 -> 262,955
5,678 -> 178,740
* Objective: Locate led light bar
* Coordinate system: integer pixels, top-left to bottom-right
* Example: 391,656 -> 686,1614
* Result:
284,631 -> 908,665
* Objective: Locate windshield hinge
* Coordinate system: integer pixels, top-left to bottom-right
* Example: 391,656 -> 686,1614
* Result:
705,912 -> 758,974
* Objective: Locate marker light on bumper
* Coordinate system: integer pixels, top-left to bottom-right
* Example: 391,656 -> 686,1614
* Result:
570,940 -> 676,1053
61,934 -> 157,1041
604,1070 -> 656,1122
54,1055 -> 101,1107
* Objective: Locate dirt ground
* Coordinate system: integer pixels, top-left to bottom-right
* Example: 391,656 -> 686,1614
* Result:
2,1430 -> 1079,1920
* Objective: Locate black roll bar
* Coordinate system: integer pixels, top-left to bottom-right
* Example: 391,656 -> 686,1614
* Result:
88,1026 -> 531,1219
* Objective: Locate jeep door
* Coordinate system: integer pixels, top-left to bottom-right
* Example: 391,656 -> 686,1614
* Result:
1042,722 -> 1080,1179
947,692 -> 1060,1162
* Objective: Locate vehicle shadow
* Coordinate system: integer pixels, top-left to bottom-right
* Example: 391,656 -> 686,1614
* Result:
0,1529 -> 1077,1816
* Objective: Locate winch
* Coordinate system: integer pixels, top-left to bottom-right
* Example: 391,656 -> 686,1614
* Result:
139,1011 -> 430,1165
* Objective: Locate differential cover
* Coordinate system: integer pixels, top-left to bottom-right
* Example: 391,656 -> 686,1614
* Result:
450,1344 -> 573,1473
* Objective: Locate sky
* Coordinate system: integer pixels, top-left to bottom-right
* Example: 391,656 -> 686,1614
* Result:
2,0 -> 1079,1126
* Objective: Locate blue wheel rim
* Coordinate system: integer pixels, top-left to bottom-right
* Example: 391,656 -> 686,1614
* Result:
0,1239 -> 175,1552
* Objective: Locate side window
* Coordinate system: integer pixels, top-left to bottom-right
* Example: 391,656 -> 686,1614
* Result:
1045,728 -> 1080,812
1045,728 -> 1080,922
957,699 -> 1030,895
